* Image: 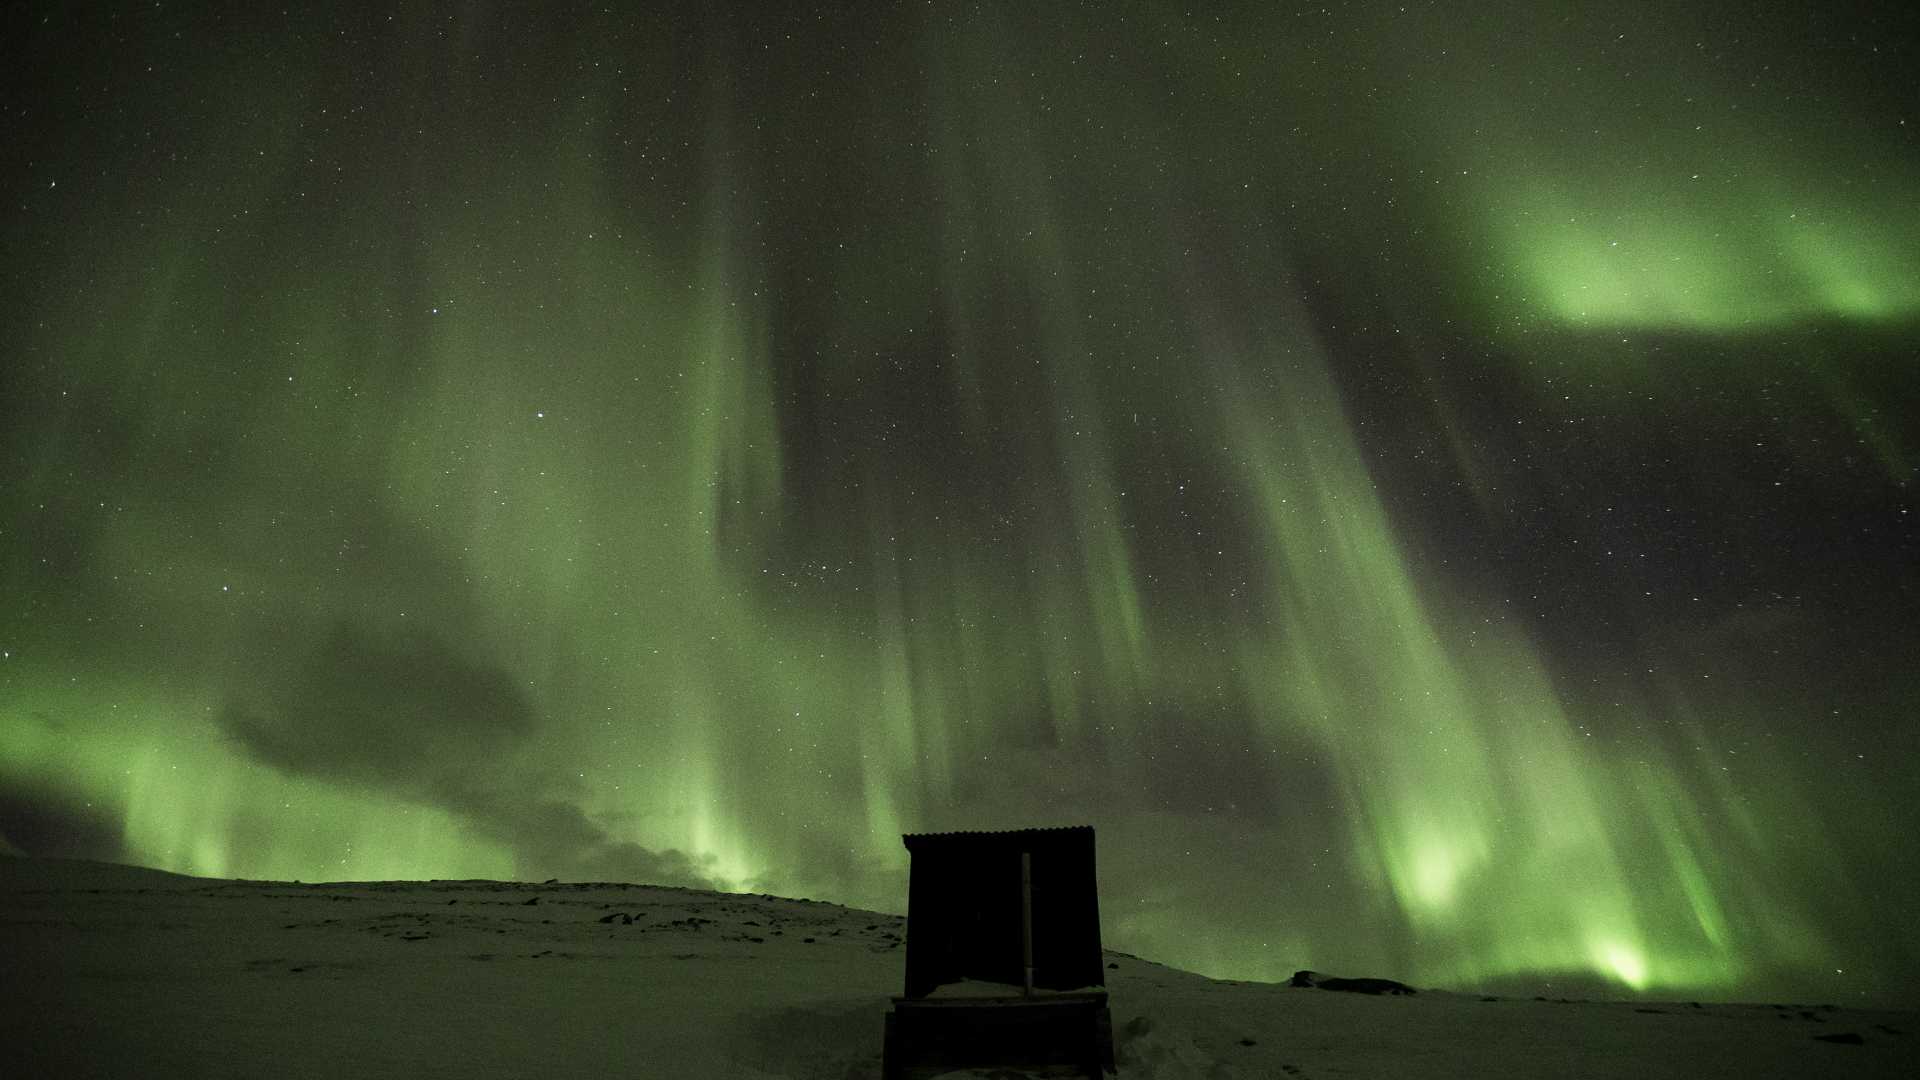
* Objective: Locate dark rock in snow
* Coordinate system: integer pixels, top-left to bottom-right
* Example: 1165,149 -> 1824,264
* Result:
1290,970 -> 1416,995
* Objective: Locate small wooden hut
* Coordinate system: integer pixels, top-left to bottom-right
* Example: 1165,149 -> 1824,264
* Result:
882,825 -> 1116,1078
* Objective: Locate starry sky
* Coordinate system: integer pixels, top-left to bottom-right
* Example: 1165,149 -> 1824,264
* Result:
4,2 -> 1917,1006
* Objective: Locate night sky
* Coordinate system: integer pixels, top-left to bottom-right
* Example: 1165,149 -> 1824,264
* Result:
4,2 -> 1917,1006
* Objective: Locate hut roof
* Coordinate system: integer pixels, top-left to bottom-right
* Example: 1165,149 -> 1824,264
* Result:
902,825 -> 1092,849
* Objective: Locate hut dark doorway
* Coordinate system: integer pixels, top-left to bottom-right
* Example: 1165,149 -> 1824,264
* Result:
882,826 -> 1116,1078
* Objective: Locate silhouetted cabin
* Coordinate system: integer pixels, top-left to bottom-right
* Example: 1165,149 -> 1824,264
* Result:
884,825 -> 1116,1077
901,825 -> 1107,998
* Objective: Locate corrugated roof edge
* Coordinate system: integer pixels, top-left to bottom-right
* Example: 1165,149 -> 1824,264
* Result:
901,825 -> 1094,844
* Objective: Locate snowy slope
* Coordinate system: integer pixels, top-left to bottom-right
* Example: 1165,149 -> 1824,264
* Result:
3,857 -> 1910,1078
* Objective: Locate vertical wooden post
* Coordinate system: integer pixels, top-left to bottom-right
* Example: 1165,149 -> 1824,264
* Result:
1022,849 -> 1034,997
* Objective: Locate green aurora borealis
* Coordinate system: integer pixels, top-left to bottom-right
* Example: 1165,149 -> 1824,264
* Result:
4,3 -> 1918,1005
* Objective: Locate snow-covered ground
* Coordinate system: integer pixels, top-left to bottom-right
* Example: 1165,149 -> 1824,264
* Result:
3,856 -> 1910,1078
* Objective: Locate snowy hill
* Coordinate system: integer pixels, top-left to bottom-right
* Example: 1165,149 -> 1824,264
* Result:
2,856 -> 1910,1078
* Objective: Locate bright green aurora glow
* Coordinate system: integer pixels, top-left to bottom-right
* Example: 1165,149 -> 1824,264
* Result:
3,3 -> 1916,1007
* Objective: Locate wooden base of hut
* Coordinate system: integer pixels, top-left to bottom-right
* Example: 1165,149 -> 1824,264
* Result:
881,988 -> 1116,1079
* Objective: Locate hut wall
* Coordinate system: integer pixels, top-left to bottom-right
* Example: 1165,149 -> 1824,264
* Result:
901,827 -> 1104,998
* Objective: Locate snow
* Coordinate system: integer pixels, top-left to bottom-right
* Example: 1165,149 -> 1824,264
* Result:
3,856 -> 1911,1078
